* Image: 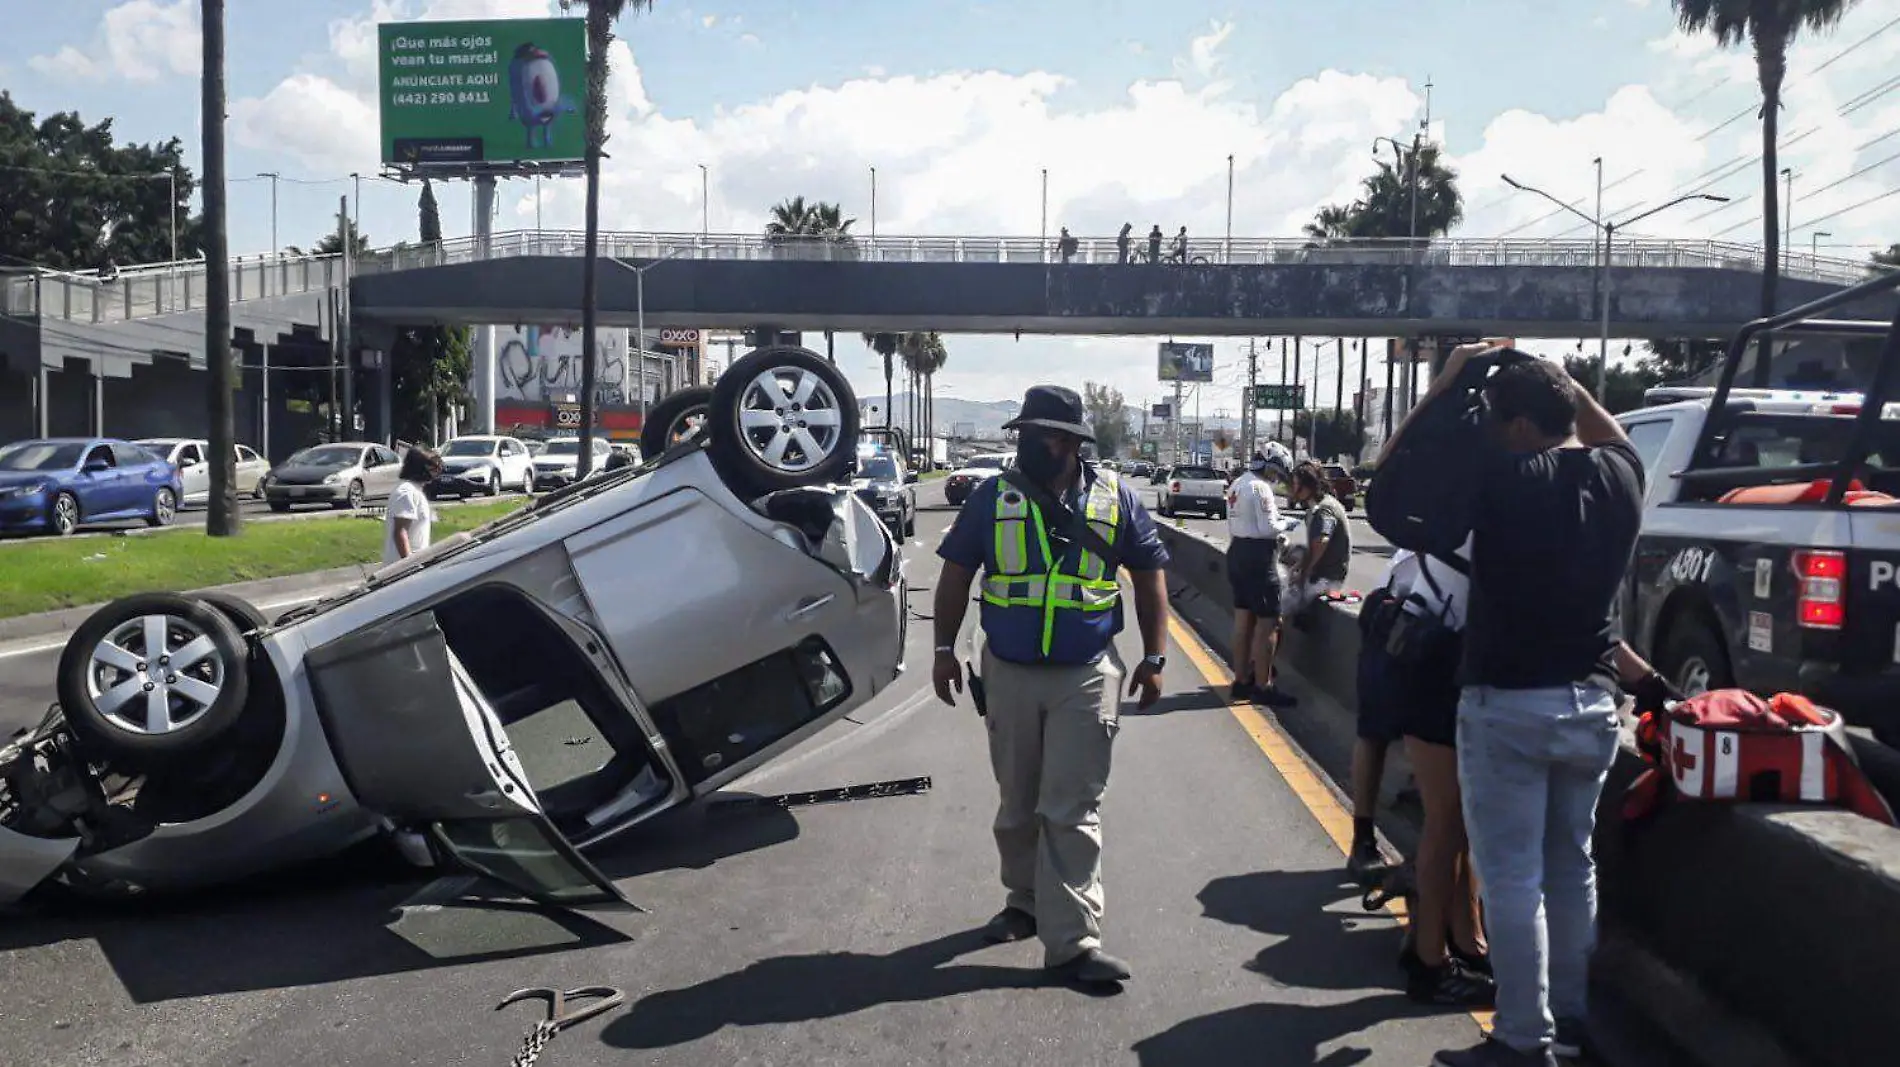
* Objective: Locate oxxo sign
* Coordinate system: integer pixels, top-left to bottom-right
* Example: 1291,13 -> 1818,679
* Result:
659,328 -> 701,348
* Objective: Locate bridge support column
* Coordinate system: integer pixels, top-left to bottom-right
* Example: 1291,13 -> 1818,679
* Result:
473,175 -> 497,433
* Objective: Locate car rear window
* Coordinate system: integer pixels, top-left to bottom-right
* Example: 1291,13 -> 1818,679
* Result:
1175,466 -> 1218,480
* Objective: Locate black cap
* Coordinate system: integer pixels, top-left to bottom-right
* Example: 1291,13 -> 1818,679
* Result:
1002,385 -> 1095,442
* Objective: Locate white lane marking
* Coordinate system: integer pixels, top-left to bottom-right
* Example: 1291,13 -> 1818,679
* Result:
0,588 -> 341,661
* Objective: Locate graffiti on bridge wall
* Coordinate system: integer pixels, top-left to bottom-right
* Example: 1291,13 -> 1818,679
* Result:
497,325 -> 630,406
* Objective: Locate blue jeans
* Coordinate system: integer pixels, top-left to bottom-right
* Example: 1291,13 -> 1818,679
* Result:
1457,684 -> 1620,1053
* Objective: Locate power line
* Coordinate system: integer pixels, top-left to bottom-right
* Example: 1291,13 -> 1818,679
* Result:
1711,145 -> 1900,236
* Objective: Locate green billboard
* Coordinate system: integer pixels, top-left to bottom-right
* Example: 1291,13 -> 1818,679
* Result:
378,17 -> 587,168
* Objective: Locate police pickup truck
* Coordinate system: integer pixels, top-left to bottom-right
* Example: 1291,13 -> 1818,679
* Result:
1615,384 -> 1900,746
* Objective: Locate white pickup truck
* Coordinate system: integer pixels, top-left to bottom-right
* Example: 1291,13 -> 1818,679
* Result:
1157,464 -> 1227,518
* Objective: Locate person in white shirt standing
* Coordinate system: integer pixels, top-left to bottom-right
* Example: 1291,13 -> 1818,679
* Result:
1224,453 -> 1295,707
383,447 -> 443,564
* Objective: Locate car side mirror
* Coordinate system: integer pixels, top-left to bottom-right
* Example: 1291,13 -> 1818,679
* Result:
83,459 -> 110,474
905,471 -> 919,484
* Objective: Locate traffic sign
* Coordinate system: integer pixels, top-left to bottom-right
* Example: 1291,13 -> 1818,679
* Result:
1252,384 -> 1304,410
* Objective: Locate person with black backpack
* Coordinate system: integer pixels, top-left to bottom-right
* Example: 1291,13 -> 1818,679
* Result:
1379,345 -> 1677,1067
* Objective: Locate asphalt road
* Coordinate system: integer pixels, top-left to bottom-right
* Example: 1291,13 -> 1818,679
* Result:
0,483 -> 1482,1067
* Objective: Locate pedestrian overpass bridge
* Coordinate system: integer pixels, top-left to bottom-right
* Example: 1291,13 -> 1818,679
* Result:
5,229 -> 1895,380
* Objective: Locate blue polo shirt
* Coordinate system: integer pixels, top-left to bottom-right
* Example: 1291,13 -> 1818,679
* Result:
938,464 -> 1169,665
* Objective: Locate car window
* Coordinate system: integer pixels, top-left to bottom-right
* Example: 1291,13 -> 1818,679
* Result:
443,438 -> 498,458
85,445 -> 116,469
112,444 -> 158,467
375,447 -> 399,466
176,443 -> 202,467
544,440 -> 580,456
293,445 -> 364,466
0,442 -> 87,471
861,455 -> 899,479
966,456 -> 1004,470
1622,419 -> 1674,481
237,445 -> 260,463
500,440 -> 521,456
1175,466 -> 1219,480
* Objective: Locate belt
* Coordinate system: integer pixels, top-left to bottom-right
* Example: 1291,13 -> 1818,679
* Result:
1229,535 -> 1272,542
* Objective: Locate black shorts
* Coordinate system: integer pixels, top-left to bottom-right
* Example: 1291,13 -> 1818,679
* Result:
1226,538 -> 1282,617
1357,626 -> 1463,746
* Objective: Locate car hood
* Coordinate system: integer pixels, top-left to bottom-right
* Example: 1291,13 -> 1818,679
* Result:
0,470 -> 66,489
441,458 -> 494,473
534,456 -> 581,470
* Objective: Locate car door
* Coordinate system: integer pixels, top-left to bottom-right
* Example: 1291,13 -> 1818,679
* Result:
303,610 -> 634,908
235,445 -> 266,495
74,444 -> 122,516
174,442 -> 207,504
362,446 -> 395,497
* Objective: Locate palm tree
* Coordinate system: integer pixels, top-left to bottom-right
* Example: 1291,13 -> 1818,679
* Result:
201,0 -> 238,536
861,332 -> 902,427
560,0 -> 655,477
1672,0 -> 1858,386
918,333 -> 948,465
765,197 -> 858,361
1304,142 -> 1463,247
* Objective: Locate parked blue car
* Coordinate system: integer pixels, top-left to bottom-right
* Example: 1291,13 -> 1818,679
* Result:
0,438 -> 182,537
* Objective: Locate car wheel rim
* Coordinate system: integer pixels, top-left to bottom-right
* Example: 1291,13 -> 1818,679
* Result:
55,497 -> 77,533
156,491 -> 174,523
84,614 -> 226,735
735,366 -> 844,474
1677,656 -> 1713,698
667,405 -> 709,446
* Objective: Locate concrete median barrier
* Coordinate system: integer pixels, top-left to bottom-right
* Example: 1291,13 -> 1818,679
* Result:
1158,522 -> 1897,1067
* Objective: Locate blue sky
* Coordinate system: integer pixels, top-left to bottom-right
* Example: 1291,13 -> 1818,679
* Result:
11,0 -> 1900,410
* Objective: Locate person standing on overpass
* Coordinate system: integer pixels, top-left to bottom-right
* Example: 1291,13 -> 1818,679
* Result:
931,385 -> 1171,989
1224,452 -> 1295,707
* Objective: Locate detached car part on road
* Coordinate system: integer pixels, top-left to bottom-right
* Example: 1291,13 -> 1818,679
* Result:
0,345 -> 904,909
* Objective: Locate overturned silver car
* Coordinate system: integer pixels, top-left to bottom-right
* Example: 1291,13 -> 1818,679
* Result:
0,345 -> 906,908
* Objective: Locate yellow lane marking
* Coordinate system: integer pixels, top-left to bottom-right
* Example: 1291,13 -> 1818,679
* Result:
1165,610 -> 1494,1034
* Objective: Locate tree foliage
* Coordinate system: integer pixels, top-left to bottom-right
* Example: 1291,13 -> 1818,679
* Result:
1304,140 -> 1464,244
1871,243 -> 1900,273
0,91 -> 200,270
389,181 -> 471,442
287,218 -> 370,258
1291,409 -> 1364,461
1082,382 -> 1131,458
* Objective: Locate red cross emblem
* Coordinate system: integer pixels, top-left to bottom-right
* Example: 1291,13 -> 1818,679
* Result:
1672,735 -> 1699,772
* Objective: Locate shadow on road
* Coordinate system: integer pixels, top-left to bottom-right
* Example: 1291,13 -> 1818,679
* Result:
1122,683 -> 1229,717
1132,994 -> 1417,1067
599,927 -> 1050,1050
590,799 -> 802,880
0,843 -> 633,1003
1197,867 -> 1408,992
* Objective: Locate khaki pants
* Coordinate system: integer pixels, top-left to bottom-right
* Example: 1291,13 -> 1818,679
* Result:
980,644 -> 1123,966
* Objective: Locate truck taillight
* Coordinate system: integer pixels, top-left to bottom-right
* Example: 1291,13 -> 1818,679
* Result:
1794,549 -> 1847,630
1170,481 -> 1181,493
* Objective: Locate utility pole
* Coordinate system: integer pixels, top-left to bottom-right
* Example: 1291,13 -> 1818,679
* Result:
1244,338 -> 1259,458
1291,336 -> 1303,457
203,0 -> 238,536
1277,337 -> 1289,444
1172,379 -> 1184,467
1332,336 -> 1345,462
1782,167 -> 1794,275
256,171 -> 280,254
1225,154 -> 1235,264
350,172 -> 361,234
1040,167 -> 1049,260
1382,340 -> 1397,445
1355,338 -> 1368,464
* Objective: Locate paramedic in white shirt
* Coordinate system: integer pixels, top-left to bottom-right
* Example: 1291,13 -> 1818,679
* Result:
383,447 -> 442,564
1223,453 -> 1295,707
1364,537 -> 1496,1008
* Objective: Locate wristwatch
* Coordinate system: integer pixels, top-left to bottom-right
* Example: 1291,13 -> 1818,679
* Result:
1141,653 -> 1167,670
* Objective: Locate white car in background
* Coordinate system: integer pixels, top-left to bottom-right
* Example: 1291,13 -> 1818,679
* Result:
432,434 -> 535,498
943,452 -> 1014,506
135,438 -> 270,504
531,437 -> 616,492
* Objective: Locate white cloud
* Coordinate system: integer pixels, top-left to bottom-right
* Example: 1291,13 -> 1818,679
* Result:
29,0 -> 199,83
740,32 -> 762,47
211,0 -> 1900,405
701,14 -> 718,29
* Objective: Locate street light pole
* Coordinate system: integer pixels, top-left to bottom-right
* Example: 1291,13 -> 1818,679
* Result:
1225,153 -> 1234,264
350,172 -> 361,233
1813,230 -> 1831,260
1503,172 -> 1728,399
698,163 -> 708,238
869,166 -> 877,238
1782,167 -> 1794,274
1039,168 -> 1048,260
609,248 -> 691,434
256,171 -> 280,253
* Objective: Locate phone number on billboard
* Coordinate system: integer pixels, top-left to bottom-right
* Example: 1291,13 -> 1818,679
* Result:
392,91 -> 493,106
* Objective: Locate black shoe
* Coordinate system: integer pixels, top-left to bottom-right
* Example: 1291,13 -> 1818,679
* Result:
1406,955 -> 1496,1008
1048,947 -> 1132,986
1451,940 -> 1493,977
1228,681 -> 1259,703
1346,838 -> 1386,884
1432,1035 -> 1557,1067
1252,685 -> 1298,708
1552,1018 -> 1587,1059
982,907 -> 1036,944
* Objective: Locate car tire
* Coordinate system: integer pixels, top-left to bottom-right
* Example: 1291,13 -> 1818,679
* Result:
642,384 -> 716,460
484,470 -> 500,497
145,488 -> 177,528
268,501 -> 291,514
1658,619 -> 1734,699
251,478 -> 267,501
192,590 -> 271,635
335,480 -> 365,511
55,592 -> 252,766
707,345 -> 860,496
904,510 -> 916,538
48,492 -> 81,536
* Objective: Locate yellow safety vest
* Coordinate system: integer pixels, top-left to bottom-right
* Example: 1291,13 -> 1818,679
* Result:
982,472 -> 1123,658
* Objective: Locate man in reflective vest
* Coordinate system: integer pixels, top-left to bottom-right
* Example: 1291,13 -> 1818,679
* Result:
933,385 -> 1171,988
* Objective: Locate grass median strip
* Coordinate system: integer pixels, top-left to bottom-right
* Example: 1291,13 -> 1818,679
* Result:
0,499 -> 527,619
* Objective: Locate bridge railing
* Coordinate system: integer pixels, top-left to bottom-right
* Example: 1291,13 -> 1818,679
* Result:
7,252 -> 345,325
12,229 -> 1889,325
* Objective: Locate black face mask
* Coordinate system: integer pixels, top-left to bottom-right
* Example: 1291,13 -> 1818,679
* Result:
1015,433 -> 1067,484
